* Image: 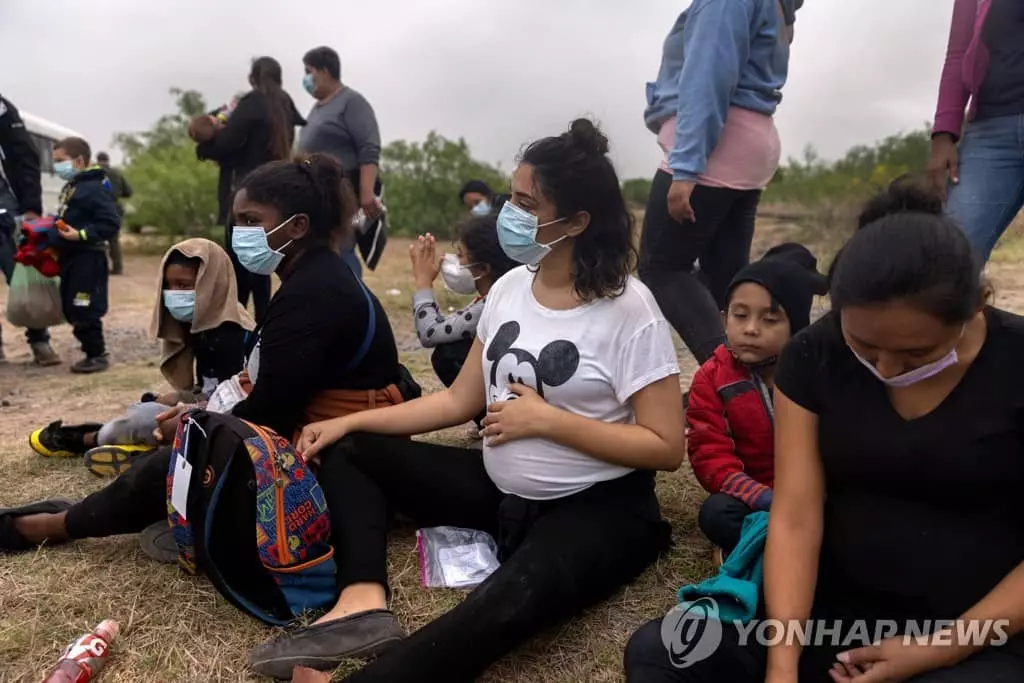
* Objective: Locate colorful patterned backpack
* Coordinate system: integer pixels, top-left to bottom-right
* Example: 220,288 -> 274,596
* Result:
165,410 -> 336,625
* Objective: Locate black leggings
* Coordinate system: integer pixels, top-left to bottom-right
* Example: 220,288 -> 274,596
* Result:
697,493 -> 753,553
64,447 -> 171,539
638,170 -> 761,364
317,433 -> 672,683
625,618 -> 1024,683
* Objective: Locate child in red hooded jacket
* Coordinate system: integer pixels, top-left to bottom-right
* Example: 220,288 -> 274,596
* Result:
687,243 -> 826,556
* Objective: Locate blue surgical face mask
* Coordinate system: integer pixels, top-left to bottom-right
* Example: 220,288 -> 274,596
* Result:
302,73 -> 315,95
231,216 -> 297,276
54,160 -> 76,181
163,289 -> 196,323
496,201 -> 568,266
471,200 -> 491,216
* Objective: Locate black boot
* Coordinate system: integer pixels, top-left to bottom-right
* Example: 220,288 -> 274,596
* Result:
71,354 -> 110,374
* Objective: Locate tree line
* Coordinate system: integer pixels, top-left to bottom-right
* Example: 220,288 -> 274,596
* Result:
116,88 -> 931,240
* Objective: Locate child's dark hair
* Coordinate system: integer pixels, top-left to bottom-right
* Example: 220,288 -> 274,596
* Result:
165,250 -> 201,270
830,184 -> 981,325
458,180 -> 494,202
55,137 -> 91,164
303,46 -> 341,80
237,154 -> 357,245
457,213 -> 517,282
520,118 -> 634,301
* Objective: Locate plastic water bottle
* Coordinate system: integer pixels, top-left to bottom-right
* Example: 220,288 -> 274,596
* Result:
42,620 -> 119,682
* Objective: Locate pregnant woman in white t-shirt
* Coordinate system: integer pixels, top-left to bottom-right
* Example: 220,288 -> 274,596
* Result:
249,119 -> 686,682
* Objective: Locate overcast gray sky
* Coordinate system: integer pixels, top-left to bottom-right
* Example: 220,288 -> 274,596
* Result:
2,0 -> 952,179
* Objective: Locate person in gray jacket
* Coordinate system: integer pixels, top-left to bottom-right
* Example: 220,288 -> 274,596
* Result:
298,46 -> 386,277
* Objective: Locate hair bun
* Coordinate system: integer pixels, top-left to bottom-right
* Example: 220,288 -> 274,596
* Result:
884,175 -> 943,215
298,153 -> 342,183
856,175 -> 943,230
567,118 -> 609,156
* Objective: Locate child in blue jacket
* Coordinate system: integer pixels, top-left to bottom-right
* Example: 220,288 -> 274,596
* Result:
52,136 -> 120,373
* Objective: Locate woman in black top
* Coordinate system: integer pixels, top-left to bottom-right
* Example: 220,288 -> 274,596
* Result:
1,154 -> 405,553
624,185 -> 1024,682
196,56 -> 306,323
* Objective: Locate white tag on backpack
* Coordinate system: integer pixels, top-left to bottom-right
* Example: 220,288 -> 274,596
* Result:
171,454 -> 192,519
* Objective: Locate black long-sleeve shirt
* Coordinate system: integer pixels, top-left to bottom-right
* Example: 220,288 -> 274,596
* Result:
195,90 -> 305,187
192,322 -> 248,393
0,95 -> 43,216
230,247 -> 400,437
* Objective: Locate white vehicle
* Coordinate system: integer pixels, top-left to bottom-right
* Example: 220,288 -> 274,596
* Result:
20,111 -> 85,215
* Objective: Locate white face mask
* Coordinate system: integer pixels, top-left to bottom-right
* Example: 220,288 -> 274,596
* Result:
440,253 -> 480,295
848,325 -> 965,388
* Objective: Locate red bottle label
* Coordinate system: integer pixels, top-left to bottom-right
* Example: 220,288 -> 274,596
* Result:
58,633 -> 108,680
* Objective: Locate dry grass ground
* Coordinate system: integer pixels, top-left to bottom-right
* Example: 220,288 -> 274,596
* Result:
2,222 -> 1023,682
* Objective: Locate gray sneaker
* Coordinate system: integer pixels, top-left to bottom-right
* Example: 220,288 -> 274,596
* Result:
30,342 -> 61,367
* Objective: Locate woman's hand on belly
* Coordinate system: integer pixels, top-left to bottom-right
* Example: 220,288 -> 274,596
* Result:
480,383 -> 557,446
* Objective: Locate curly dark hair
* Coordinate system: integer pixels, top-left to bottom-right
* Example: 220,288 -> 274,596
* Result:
236,153 -> 357,245
456,213 -> 517,283
520,118 -> 635,301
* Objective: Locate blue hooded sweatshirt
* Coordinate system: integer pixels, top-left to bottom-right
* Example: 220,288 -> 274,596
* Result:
644,0 -> 802,182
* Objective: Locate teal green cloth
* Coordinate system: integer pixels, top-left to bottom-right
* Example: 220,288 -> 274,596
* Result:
678,511 -> 769,624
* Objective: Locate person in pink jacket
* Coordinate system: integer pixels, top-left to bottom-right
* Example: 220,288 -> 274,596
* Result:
928,0 -> 1024,264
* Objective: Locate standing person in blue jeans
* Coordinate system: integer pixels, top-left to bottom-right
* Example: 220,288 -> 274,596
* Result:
638,0 -> 802,364
299,46 -> 386,277
928,0 -> 1024,264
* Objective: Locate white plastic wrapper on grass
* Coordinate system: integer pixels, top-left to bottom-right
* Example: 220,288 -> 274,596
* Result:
416,526 -> 500,589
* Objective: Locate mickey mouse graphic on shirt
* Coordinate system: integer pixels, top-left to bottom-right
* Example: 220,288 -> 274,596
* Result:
486,321 -> 580,403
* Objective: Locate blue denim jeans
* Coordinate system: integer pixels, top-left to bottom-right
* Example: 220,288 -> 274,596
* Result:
946,113 -> 1024,264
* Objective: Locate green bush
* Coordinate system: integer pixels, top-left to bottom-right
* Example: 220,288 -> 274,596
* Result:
622,177 -> 653,208
381,133 -> 506,238
115,88 -> 219,239
765,128 -> 931,207
763,128 -> 932,251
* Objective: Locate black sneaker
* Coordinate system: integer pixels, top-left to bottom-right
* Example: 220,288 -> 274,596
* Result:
71,354 -> 110,374
29,420 -> 101,458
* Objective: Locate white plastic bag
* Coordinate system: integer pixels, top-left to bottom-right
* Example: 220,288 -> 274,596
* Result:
206,375 -> 248,413
416,526 -> 500,589
5,263 -> 63,328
